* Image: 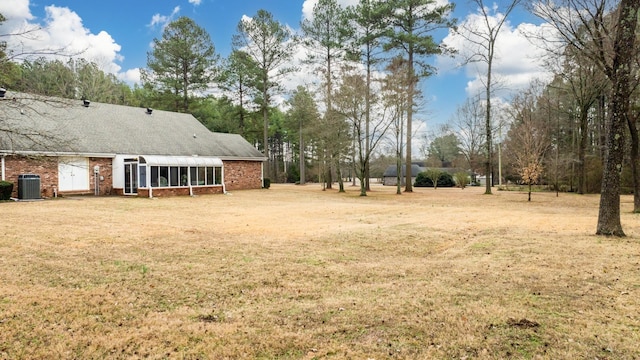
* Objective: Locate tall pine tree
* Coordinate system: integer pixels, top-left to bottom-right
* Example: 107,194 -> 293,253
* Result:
142,17 -> 218,113
382,0 -> 456,192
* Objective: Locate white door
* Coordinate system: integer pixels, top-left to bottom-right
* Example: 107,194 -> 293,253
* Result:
58,158 -> 90,192
123,161 -> 138,195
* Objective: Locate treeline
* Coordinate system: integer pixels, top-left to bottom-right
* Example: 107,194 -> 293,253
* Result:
3,0 -> 640,235
1,0 -> 458,196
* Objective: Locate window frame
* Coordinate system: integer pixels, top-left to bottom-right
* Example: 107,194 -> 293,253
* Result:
148,165 -> 222,188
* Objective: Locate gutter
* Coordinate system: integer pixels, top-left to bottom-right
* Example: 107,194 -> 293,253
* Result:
217,156 -> 268,162
222,167 -> 227,194
0,150 -> 117,158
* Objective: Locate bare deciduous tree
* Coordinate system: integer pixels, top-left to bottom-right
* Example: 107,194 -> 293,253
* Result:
347,0 -> 388,191
504,83 -> 552,202
334,67 -> 393,196
531,0 -> 640,236
453,0 -> 522,194
0,12 -> 80,157
450,95 -> 486,174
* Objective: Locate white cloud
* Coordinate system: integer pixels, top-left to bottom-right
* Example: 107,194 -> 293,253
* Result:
119,68 -> 141,84
0,0 -> 32,21
301,0 -> 360,21
0,0 -> 40,51
0,3 -> 124,76
188,0 -> 202,5
148,6 -> 181,29
439,12 -> 555,100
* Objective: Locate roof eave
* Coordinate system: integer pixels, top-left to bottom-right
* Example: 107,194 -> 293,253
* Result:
218,156 -> 267,162
0,150 -> 116,158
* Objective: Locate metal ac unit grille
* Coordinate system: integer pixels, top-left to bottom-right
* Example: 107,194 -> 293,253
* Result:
18,174 -> 41,200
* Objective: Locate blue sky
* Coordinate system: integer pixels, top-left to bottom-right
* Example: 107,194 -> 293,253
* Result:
0,0 -> 552,142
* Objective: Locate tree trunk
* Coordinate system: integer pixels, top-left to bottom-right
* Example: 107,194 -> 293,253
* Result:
337,164 -> 345,192
299,122 -> 305,185
365,50 -> 372,192
239,86 -> 246,137
484,55 -> 493,195
626,115 -> 640,212
262,99 -> 270,179
596,0 -> 638,236
405,57 -> 414,193
577,107 -> 588,194
396,158 -> 402,195
403,38 -> 416,193
325,153 -> 333,190
359,152 -> 367,197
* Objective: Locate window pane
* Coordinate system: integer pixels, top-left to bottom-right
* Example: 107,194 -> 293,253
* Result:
215,167 -> 222,185
206,167 -> 214,185
151,166 -> 159,187
180,167 -> 188,186
159,166 -> 169,187
139,165 -> 147,188
198,167 -> 205,185
190,167 -> 198,185
170,167 -> 179,187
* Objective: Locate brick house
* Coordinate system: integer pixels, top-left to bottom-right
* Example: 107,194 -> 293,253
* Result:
0,91 -> 266,198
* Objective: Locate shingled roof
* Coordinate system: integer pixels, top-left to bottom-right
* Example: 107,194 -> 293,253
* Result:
0,92 -> 265,161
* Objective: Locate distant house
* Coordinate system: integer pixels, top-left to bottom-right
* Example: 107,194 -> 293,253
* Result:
0,91 -> 266,198
382,164 -> 425,186
382,164 -> 477,187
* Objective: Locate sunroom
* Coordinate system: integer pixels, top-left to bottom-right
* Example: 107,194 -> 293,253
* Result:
116,155 -> 225,197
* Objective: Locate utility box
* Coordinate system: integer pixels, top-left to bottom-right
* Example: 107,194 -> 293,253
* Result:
18,174 -> 41,200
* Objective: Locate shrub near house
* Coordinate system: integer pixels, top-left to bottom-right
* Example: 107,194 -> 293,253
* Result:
0,91 -> 266,198
0,180 -> 13,200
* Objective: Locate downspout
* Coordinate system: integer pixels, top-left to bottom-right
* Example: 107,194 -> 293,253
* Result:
1,155 -> 5,181
146,163 -> 153,199
148,164 -> 153,198
188,166 -> 194,196
221,166 -> 226,194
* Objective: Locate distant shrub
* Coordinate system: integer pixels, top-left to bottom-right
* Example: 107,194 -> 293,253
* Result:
414,172 -> 430,187
454,172 -> 470,189
438,173 -> 455,187
0,181 -> 13,200
263,178 -> 271,189
415,172 -> 455,187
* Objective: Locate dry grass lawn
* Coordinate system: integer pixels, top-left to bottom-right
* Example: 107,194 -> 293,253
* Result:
1,184 -> 640,359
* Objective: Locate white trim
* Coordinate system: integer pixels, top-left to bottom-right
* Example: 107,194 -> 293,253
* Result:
139,155 -> 224,198
0,151 -> 264,162
217,156 -> 267,162
0,150 -> 116,158
1,155 -> 5,181
221,166 -> 226,194
140,155 -> 223,167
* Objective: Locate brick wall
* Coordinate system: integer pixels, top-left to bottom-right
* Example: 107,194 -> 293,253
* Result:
4,156 -> 57,198
3,155 -> 114,198
223,160 -> 263,190
136,185 -> 224,198
90,158 -> 114,196
2,156 -> 263,198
